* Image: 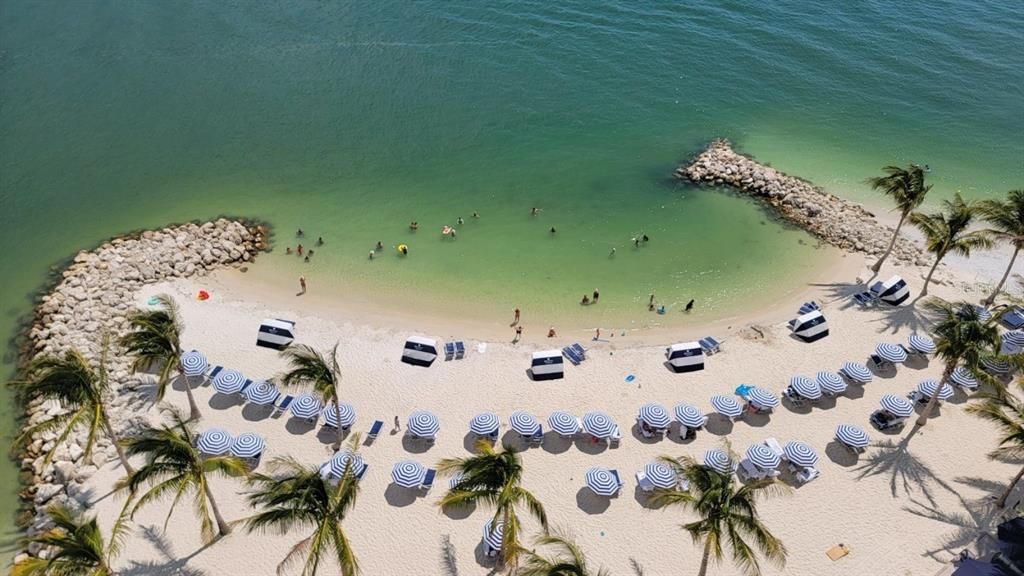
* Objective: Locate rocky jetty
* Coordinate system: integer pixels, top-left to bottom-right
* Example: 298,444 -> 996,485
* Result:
13,218 -> 266,562
678,140 -> 925,265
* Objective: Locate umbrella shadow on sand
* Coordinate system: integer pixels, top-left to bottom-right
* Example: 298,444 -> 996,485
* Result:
576,487 -> 612,514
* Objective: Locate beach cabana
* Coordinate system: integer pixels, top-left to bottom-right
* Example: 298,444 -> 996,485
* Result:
907,333 -> 936,355
329,450 -> 366,479
789,310 -> 829,342
289,394 -> 323,421
180,350 -> 208,381
548,410 -> 580,437
637,462 -> 680,492
872,275 -> 911,305
674,403 -> 707,435
401,336 -> 438,367
482,519 -> 504,557
816,371 -> 847,395
228,433 -> 265,460
585,467 -> 623,497
703,448 -> 735,475
710,395 -> 742,419
530,350 -> 564,380
835,424 -> 869,453
197,428 -> 232,456
256,318 -> 296,350
637,403 -> 671,434
914,379 -> 954,402
950,366 -> 979,390
469,412 -> 500,437
666,342 -> 705,373
322,403 -> 356,429
243,380 -> 279,405
839,361 -> 873,384
391,460 -> 427,488
212,368 -> 246,395
407,411 -> 440,439
581,411 -> 619,440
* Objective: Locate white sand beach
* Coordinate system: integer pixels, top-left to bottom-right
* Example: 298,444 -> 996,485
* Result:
78,253 -> 1023,576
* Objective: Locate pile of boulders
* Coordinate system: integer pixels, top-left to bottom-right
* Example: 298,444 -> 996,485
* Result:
678,140 -> 926,265
14,218 -> 265,562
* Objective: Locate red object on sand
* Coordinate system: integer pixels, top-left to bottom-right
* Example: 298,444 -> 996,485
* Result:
198,290 -> 210,301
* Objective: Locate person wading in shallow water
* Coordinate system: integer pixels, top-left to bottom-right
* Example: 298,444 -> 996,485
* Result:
298,276 -> 306,295
685,299 -> 695,312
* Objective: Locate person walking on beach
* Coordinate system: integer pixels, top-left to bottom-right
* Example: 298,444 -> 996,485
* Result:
369,250 -> 375,260
409,221 -> 418,231
299,276 -> 306,295
634,237 -> 640,248
592,288 -> 600,302
531,207 -> 542,216
514,325 -> 522,343
393,415 -> 401,432
286,247 -> 292,255
594,327 -> 601,341
513,308 -> 520,325
685,298 -> 695,312
548,327 -> 556,338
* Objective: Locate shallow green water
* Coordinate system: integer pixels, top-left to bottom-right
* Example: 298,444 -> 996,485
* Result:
0,0 -> 1021,559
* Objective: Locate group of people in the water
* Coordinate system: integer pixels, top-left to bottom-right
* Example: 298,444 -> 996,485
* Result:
285,229 -> 324,262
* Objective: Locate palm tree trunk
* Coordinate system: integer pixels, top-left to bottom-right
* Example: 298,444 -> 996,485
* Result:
100,410 -> 135,475
203,481 -> 231,537
333,396 -> 344,451
916,363 -> 955,426
184,376 -> 202,421
919,255 -> 943,297
997,464 -> 1024,508
697,538 -> 712,576
872,213 -> 907,273
985,245 -> 1020,305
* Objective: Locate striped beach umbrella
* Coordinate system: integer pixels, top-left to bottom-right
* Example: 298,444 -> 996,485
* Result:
963,305 -> 992,322
509,411 -> 540,436
448,471 -> 464,490
789,376 -> 822,400
950,366 -> 978,389
710,395 -> 742,418
391,460 -> 426,488
816,371 -> 847,395
835,424 -> 869,449
585,467 -> 621,496
212,368 -> 246,394
197,428 -> 232,455
917,379 -> 953,401
329,450 -> 366,478
548,411 -> 580,437
908,334 -> 936,355
408,411 -> 440,438
746,444 -> 780,470
703,448 -> 734,475
674,403 -> 707,429
180,351 -> 208,378
483,519 -> 504,551
747,387 -> 779,409
322,403 -> 356,429
637,403 -> 671,429
880,394 -> 914,418
1004,330 -> 1024,349
783,441 -> 819,468
982,356 -> 1011,375
841,361 -> 873,383
228,432 -> 265,458
243,380 -> 279,405
290,394 -> 323,420
644,462 -> 678,490
469,412 -> 500,436
875,343 -> 908,364
581,411 -> 616,439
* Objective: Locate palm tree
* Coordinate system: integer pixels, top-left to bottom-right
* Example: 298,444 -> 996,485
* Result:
119,406 -> 246,543
917,298 -> 1002,426
438,440 -> 548,570
866,164 -> 932,273
650,456 -> 787,576
13,504 -> 125,576
966,388 -> 1024,507
517,529 -> 609,576
279,344 -> 344,450
11,337 -> 134,474
979,190 -> 1024,305
910,193 -> 993,297
244,444 -> 362,576
120,295 -> 199,420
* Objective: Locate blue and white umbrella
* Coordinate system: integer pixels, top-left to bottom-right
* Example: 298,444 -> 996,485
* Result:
908,334 -> 936,354
783,441 -> 818,468
448,471 -> 465,490
483,519 -> 504,551
212,368 -> 246,394
330,450 -> 366,478
548,411 -> 580,436
644,462 -> 678,490
180,351 -> 208,378
836,424 -> 870,449
876,343 -> 908,364
290,394 -> 323,420
197,428 -> 232,455
789,376 -> 821,400
243,380 -> 279,405
710,395 -> 742,418
841,361 -> 873,383
469,412 -> 500,436
323,403 -> 356,428
747,387 -> 779,409
637,403 -> 671,429
585,467 -> 621,496
746,444 -> 780,470
509,411 -> 540,436
982,356 -> 1011,375
391,460 -> 426,488
674,403 -> 707,429
917,379 -> 954,401
963,305 -> 992,322
950,366 -> 978,389
228,433 -> 264,458
703,448 -> 734,474
581,411 -> 617,439
408,411 -> 440,438
816,371 -> 847,395
880,394 -> 914,418
1004,330 -> 1024,349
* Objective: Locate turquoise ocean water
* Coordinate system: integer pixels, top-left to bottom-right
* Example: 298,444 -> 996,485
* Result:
1,0 -> 1021,558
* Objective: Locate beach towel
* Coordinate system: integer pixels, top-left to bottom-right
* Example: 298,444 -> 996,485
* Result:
826,544 -> 849,561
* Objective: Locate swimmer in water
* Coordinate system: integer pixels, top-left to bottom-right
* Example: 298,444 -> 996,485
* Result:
610,247 -> 616,256
473,211 -> 480,219
581,295 -> 590,305
550,226 -> 556,234
316,236 -> 324,246
531,207 -> 541,216
409,221 -> 418,231
457,216 -> 464,225
376,241 -> 383,250
369,250 -> 375,259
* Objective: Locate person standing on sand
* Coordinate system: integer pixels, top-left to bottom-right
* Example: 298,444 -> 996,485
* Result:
548,327 -> 556,338
594,328 -> 601,340
531,207 -> 542,216
609,247 -> 616,256
473,211 -> 480,219
513,308 -> 520,325
457,216 -> 464,225
393,416 -> 400,432
550,226 -> 556,234
299,276 -> 306,294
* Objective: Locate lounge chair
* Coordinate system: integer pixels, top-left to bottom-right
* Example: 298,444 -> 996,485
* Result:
764,437 -> 784,458
485,545 -> 499,558
782,387 -> 805,407
444,342 -> 456,361
796,467 -> 820,484
852,292 -> 877,307
610,469 -> 624,490
570,343 -> 586,360
528,426 -> 544,446
636,418 -> 654,439
562,346 -> 582,366
367,420 -> 383,442
869,410 -> 906,431
1003,308 -> 1024,329
356,464 -> 368,480
274,395 -> 294,415
699,337 -> 721,355
610,426 -> 622,447
239,380 -> 253,395
869,354 -> 892,371
421,469 -> 436,491
739,459 -> 766,480
207,366 -> 223,383
455,341 -> 466,359
635,471 -> 654,492
798,301 -> 820,315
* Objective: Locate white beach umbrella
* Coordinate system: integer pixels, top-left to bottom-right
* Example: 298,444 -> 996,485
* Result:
840,361 -> 872,383
917,379 -> 953,401
875,343 -> 908,364
783,441 -> 819,468
581,411 -> 617,439
879,394 -> 914,418
747,387 -> 779,409
329,450 -> 366,478
950,366 -> 978,389
483,519 -> 504,551
197,428 -> 232,455
469,412 -> 500,436
789,376 -> 821,400
835,424 -> 869,450
212,368 -> 246,394
408,411 -> 440,438
228,433 -> 265,459
391,460 -> 426,488
908,334 -> 936,354
548,411 -> 580,437
290,394 -> 323,420
746,444 -> 780,470
637,403 -> 671,429
816,371 -> 847,395
508,411 -> 540,436
710,395 -> 742,418
703,448 -> 734,475
644,462 -> 678,490
322,403 -> 356,428
585,467 -> 621,496
674,403 -> 707,429
243,380 -> 279,405
180,351 -> 208,378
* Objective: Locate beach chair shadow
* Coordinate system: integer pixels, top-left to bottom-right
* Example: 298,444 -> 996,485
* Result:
575,487 -> 611,514
207,393 -> 243,411
782,397 -> 813,415
284,417 -> 317,435
474,541 -> 501,570
666,423 -> 696,445
633,485 -> 662,510
401,435 -> 433,454
842,384 -> 866,400
541,432 -> 572,454
441,500 -> 475,520
816,395 -> 838,410
241,403 -> 274,422
316,426 -> 347,446
464,432 -> 495,453
500,430 -> 528,452
743,412 -> 771,428
704,415 -> 734,436
630,423 -> 661,445
384,484 -> 417,508
573,436 -> 608,455
825,440 -> 860,468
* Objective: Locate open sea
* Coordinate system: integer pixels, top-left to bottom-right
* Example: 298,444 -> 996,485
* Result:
0,0 -> 1021,560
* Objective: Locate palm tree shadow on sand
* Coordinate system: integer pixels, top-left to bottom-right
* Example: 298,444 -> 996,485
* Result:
854,425 -> 944,503
808,280 -> 940,335
119,524 -> 213,576
903,475 -> 1009,563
